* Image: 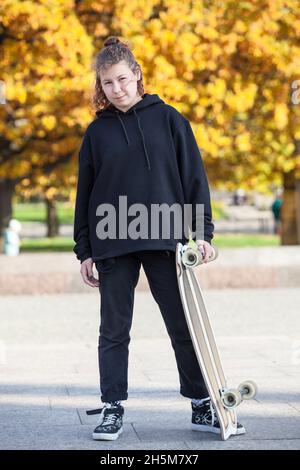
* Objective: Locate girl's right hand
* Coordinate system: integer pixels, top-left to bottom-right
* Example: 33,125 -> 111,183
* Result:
80,257 -> 100,288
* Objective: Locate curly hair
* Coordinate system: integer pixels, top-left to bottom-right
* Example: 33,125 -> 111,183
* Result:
92,36 -> 145,112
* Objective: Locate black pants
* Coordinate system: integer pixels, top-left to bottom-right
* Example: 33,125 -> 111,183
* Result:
95,249 -> 208,403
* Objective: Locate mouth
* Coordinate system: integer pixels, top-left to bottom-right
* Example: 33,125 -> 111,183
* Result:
115,95 -> 126,100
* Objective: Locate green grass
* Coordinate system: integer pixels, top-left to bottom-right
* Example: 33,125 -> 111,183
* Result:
20,233 -> 280,252
213,233 -> 280,247
14,201 -> 229,225
20,237 -> 75,252
13,202 -> 74,224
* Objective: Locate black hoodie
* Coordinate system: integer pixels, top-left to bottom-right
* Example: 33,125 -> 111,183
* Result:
73,93 -> 214,263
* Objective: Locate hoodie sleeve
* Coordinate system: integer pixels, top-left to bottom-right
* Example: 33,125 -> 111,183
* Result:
173,119 -> 214,243
73,131 -> 94,263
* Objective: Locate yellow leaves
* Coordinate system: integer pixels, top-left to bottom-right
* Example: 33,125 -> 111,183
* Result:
45,187 -> 58,200
235,20 -> 247,34
281,158 -> 295,173
207,78 -> 226,101
274,103 -> 288,130
198,26 -> 219,41
222,32 -> 239,55
0,0 -> 299,194
236,133 -> 252,152
41,116 -> 57,131
133,36 -> 156,61
257,161 -> 272,176
185,87 -> 199,105
194,105 -> 205,120
194,125 -> 231,158
283,143 -> 295,156
6,81 -> 27,104
153,56 -> 177,79
225,83 -> 257,112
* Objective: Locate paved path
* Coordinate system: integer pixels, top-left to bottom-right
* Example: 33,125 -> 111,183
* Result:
2,246 -> 300,295
0,288 -> 299,450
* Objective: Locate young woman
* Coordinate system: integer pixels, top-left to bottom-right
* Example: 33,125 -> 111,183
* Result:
73,36 -> 245,441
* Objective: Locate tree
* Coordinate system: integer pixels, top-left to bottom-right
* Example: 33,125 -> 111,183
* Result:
0,0 -> 94,244
113,0 -> 300,242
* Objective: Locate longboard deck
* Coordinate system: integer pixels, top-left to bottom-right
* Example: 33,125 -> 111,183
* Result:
176,243 -> 237,440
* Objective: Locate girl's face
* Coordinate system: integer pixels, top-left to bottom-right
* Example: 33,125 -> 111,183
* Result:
100,60 -> 142,112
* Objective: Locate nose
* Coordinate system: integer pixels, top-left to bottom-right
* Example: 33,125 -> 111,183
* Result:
112,83 -> 122,94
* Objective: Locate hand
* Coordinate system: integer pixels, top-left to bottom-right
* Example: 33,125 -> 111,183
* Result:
80,257 -> 100,288
195,240 -> 213,263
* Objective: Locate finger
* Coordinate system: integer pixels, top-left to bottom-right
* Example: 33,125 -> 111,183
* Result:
204,247 -> 213,262
197,245 -> 205,260
202,245 -> 211,263
86,274 -> 99,287
89,276 -> 100,287
81,265 -> 97,287
87,267 -> 100,287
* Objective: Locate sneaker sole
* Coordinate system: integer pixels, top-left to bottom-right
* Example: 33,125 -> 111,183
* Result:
191,423 -> 221,434
93,427 -> 123,441
191,423 -> 246,435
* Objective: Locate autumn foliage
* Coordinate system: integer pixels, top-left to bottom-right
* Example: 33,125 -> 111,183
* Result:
0,0 -> 300,238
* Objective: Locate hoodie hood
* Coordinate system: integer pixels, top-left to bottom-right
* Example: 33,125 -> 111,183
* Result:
95,93 -> 164,170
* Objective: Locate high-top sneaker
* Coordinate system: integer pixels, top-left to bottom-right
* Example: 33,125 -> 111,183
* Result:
191,398 -> 246,435
86,401 -> 124,441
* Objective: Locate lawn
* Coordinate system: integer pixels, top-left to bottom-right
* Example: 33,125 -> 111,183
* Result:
13,200 -> 228,225
13,202 -> 74,224
20,233 -> 280,252
15,202 -> 280,252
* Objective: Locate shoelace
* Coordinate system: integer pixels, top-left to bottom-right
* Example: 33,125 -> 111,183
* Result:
86,408 -> 103,415
101,411 -> 119,427
86,405 -> 120,426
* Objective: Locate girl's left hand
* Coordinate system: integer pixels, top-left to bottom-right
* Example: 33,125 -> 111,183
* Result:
195,239 -> 213,263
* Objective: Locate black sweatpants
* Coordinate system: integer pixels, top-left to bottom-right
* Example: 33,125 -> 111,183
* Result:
95,249 -> 208,403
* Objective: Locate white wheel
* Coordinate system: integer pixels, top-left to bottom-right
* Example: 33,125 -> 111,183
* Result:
238,380 -> 258,400
221,389 -> 242,409
181,248 -> 200,268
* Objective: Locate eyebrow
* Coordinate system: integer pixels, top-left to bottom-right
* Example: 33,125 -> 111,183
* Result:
103,75 -> 126,82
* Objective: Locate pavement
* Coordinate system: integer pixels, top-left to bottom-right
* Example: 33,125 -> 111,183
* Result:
1,246 -> 300,295
0,286 -> 299,450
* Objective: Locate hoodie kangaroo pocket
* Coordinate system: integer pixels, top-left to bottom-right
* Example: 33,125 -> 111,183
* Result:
95,258 -> 116,274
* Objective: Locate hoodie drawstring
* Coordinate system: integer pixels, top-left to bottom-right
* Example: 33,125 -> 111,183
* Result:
116,113 -> 130,145
134,108 -> 151,171
115,109 -> 151,171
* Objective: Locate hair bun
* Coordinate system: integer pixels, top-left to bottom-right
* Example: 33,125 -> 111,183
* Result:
104,36 -> 121,47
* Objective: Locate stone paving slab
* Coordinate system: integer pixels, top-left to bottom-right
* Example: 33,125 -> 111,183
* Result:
2,246 -> 300,294
0,289 -> 299,450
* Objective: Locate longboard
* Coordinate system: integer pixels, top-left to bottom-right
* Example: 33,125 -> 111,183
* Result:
176,241 -> 257,440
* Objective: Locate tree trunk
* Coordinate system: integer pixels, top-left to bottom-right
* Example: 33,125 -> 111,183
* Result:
281,169 -> 300,245
0,178 -> 15,251
45,197 -> 59,237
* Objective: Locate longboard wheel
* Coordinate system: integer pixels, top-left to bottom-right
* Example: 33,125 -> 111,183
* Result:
181,248 -> 201,268
181,244 -> 219,268
221,389 -> 242,409
238,380 -> 258,400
